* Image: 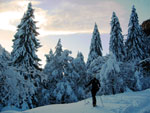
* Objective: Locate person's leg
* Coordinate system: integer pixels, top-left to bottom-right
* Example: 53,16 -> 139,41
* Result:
93,91 -> 96,106
92,90 -> 96,107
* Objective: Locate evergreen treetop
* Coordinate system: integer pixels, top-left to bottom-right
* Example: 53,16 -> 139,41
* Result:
11,2 -> 41,71
109,12 -> 124,61
125,5 -> 145,61
55,39 -> 62,57
87,23 -> 103,68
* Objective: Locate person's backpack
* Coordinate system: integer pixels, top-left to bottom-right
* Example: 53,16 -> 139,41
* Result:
94,79 -> 100,91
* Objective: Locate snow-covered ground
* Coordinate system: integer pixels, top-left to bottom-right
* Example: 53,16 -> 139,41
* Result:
1,89 -> 150,113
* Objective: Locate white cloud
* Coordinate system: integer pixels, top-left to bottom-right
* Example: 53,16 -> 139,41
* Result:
42,0 -> 128,34
0,11 -> 21,31
0,30 -> 14,53
0,0 -> 72,36
0,0 -> 128,35
0,0 -> 41,31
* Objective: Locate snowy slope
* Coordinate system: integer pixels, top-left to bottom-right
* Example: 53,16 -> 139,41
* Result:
1,89 -> 150,113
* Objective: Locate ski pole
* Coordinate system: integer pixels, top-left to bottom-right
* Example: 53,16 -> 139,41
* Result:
99,96 -> 104,107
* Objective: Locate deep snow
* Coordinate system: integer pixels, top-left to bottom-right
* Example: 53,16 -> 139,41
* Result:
1,89 -> 150,113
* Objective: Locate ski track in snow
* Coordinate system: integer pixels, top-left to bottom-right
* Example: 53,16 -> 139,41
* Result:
1,89 -> 150,113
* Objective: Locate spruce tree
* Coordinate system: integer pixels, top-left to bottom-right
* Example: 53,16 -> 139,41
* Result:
72,52 -> 87,100
73,52 -> 87,78
43,49 -> 56,105
53,77 -> 77,103
125,6 -> 145,61
87,23 -> 103,68
44,49 -> 54,75
45,49 -> 54,63
0,62 -> 36,110
11,2 -> 41,72
44,39 -> 63,85
53,50 -> 78,103
54,39 -> 62,57
43,39 -> 66,104
0,45 -> 31,109
100,53 -> 125,95
109,12 -> 125,61
44,40 -> 79,104
87,55 -> 109,81
10,2 -> 41,108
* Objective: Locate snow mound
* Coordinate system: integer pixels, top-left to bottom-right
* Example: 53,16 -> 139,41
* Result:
1,89 -> 150,113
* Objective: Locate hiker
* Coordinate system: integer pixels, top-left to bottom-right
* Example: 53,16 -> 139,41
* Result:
85,75 -> 100,107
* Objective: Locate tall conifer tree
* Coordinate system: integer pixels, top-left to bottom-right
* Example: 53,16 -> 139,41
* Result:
109,12 -> 125,61
125,6 -> 145,61
11,3 -> 42,108
87,23 -> 103,68
11,3 -> 41,71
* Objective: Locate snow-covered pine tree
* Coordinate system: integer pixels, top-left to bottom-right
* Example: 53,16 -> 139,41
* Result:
0,61 -> 36,110
72,52 -> 87,100
48,39 -> 63,84
53,50 -> 78,103
134,70 -> 143,91
45,49 -> 54,63
10,2 -> 41,108
100,53 -> 125,95
87,55 -> 109,83
43,39 -> 78,104
43,41 -> 64,104
72,52 -> 87,82
11,2 -> 41,72
53,77 -> 77,104
39,49 -> 55,106
51,39 -> 64,81
86,23 -> 103,69
109,12 -> 125,61
54,39 -> 62,56
43,40 -> 63,104
43,49 -> 55,82
125,5 -> 145,61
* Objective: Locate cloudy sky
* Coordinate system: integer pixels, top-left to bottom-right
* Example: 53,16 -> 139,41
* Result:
0,0 -> 149,67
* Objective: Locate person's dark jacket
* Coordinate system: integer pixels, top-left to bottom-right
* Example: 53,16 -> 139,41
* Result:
86,78 -> 100,92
